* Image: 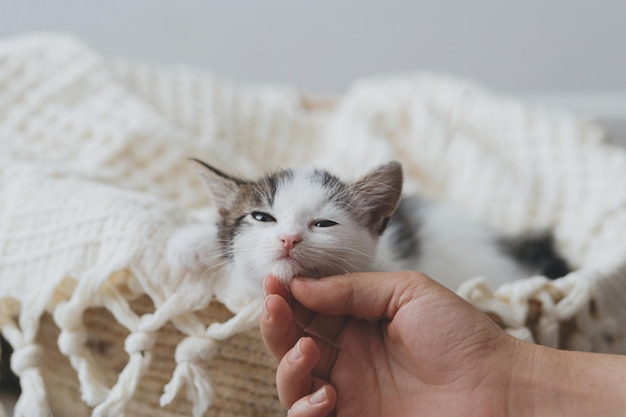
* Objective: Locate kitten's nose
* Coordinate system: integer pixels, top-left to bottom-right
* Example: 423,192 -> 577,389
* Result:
280,234 -> 302,251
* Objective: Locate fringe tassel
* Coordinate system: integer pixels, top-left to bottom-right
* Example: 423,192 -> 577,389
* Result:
92,332 -> 155,417
160,299 -> 263,416
160,336 -> 218,417
12,357 -> 50,417
205,298 -> 264,340
56,329 -> 110,405
54,298 -> 111,406
3,321 -> 50,417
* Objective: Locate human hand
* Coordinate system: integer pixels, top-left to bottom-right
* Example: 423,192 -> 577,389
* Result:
260,271 -> 521,417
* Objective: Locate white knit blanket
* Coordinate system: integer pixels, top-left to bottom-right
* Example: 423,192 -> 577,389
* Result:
1,33 -> 626,417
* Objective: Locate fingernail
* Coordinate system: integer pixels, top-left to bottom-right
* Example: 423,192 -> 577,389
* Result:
309,386 -> 328,404
288,338 -> 302,361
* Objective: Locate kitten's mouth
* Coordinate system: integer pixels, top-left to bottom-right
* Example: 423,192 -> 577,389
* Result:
277,250 -> 317,269
276,253 -> 301,265
273,249 -> 335,280
274,255 -> 327,279
277,247 -> 302,261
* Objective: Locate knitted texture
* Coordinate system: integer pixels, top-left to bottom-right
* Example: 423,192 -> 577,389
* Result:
1,33 -> 625,416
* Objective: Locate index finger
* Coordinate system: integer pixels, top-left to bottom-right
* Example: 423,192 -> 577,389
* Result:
264,275 -> 293,301
290,270 -> 441,319
261,276 -> 302,361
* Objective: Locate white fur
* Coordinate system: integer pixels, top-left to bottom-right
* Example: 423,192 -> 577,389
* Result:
222,169 -> 378,300
166,168 -> 380,310
167,167 -> 527,303
379,201 -> 528,290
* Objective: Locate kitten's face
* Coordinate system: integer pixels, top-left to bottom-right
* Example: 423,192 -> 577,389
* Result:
194,160 -> 403,284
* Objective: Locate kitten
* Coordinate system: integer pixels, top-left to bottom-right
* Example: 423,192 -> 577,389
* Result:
168,159 -> 569,303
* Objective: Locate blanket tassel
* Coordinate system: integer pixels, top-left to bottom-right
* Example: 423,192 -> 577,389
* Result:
92,332 -> 155,417
160,336 -> 218,417
11,344 -> 50,417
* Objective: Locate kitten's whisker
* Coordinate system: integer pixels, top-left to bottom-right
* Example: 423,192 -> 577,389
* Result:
185,161 -> 407,290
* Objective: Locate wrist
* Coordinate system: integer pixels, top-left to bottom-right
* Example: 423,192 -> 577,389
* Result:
504,339 -> 544,417
505,338 -> 626,417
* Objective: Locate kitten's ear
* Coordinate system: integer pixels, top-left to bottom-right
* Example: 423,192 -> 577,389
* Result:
350,161 -> 403,235
190,158 -> 245,216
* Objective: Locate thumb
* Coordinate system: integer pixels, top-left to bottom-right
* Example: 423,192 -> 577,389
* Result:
290,271 -> 443,320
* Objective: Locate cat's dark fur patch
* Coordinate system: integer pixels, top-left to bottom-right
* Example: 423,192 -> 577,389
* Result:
259,170 -> 294,207
186,158 -> 573,289
217,169 -> 294,259
386,196 -> 423,260
498,232 -> 570,279
313,169 -> 344,191
312,169 -> 354,209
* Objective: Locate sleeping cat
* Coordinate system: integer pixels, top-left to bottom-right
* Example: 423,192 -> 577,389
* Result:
167,159 -> 569,311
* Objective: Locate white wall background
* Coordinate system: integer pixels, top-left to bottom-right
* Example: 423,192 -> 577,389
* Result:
2,0 -> 626,96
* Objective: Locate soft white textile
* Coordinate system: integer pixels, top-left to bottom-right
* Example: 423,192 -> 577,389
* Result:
1,33 -> 625,417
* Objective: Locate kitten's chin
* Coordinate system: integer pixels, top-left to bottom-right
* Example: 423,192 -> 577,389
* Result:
269,259 -> 303,285
269,259 -> 349,286
269,259 -> 328,285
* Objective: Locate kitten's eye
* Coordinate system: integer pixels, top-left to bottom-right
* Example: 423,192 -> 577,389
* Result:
251,211 -> 276,223
314,220 -> 338,228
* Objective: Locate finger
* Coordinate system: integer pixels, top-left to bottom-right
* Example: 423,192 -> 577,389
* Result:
309,334 -> 339,380
276,337 -> 320,407
261,278 -> 344,377
264,275 -> 293,302
291,270 -> 440,319
292,311 -> 344,379
287,385 -> 337,417
261,293 -> 304,361
295,310 -> 349,349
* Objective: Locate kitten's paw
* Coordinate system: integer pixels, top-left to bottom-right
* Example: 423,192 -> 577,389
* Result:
166,223 -> 218,272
